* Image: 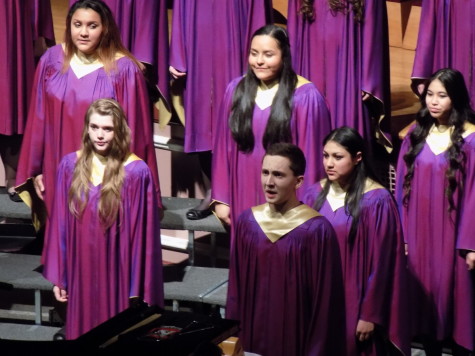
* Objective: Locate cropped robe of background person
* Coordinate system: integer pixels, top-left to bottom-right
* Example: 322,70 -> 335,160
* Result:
395,69 -> 475,355
226,143 -> 346,356
43,99 -> 164,340
303,128 -> 409,356
411,0 -> 475,101
212,25 -> 331,229
286,0 -> 392,151
69,0 -> 171,115
0,0 -> 54,201
16,0 -> 160,237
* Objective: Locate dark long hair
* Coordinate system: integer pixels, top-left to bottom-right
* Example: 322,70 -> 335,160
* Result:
314,126 -> 383,242
402,68 -> 475,211
229,25 -> 297,153
299,0 -> 364,22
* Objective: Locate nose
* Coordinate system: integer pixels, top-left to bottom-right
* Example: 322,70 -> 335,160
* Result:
325,158 -> 334,168
80,26 -> 88,37
256,54 -> 264,65
265,174 -> 274,187
97,129 -> 104,139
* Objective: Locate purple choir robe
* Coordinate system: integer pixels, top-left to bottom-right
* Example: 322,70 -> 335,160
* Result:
412,0 -> 475,102
169,0 -> 272,153
303,183 -> 410,356
226,205 -> 346,356
395,128 -> 475,351
212,77 -> 331,229
0,0 -> 54,135
16,44 -> 160,223
43,152 -> 164,340
69,0 -> 170,103
287,0 -> 391,147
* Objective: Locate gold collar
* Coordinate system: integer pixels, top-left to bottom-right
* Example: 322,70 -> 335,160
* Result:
252,203 -> 320,243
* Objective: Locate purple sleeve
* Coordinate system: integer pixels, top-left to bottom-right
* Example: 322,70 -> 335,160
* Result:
113,60 -> 162,208
395,134 -> 412,243
456,137 -> 475,251
411,0 -> 438,82
292,84 -> 331,198
127,163 -> 164,307
169,0 -> 187,72
211,78 -> 240,205
32,0 -> 55,44
361,0 -> 390,105
42,154 -> 75,289
16,50 -> 50,183
358,191 -> 410,355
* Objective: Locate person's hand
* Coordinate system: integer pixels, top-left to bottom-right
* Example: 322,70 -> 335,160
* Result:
53,285 -> 68,302
34,174 -> 45,200
214,203 -> 231,226
355,319 -> 374,342
417,83 -> 425,95
405,243 -> 408,255
466,251 -> 475,270
361,91 -> 371,101
169,66 -> 186,80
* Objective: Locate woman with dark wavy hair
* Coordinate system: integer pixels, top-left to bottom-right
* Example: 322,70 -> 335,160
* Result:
212,24 -> 331,229
43,99 -> 163,340
304,126 -> 410,356
395,68 -> 475,356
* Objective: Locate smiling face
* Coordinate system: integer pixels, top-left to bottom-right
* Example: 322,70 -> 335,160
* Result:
248,35 -> 283,85
70,8 -> 103,56
261,154 -> 303,211
88,112 -> 115,156
425,78 -> 453,124
323,140 -> 361,187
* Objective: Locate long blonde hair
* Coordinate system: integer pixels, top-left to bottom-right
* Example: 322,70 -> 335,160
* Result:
63,0 -> 141,73
68,98 -> 131,228
299,0 -> 364,22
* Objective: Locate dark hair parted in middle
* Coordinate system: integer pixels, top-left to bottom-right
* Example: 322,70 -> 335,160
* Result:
314,126 -> 383,242
402,68 -> 475,211
229,24 -> 297,153
265,142 -> 306,177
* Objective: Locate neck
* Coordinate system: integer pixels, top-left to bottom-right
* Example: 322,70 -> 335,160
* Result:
268,197 -> 301,215
259,79 -> 279,90
76,50 -> 97,64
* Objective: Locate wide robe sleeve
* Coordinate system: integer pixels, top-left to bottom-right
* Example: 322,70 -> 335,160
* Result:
357,191 -> 410,355
394,130 -> 413,243
42,154 -> 76,289
211,78 -> 239,206
291,83 -> 331,194
456,135 -> 475,252
169,0 -> 188,74
125,162 -> 164,307
16,49 -> 51,184
113,60 -> 162,208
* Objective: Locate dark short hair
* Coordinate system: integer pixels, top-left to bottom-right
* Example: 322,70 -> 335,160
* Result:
264,142 -> 306,176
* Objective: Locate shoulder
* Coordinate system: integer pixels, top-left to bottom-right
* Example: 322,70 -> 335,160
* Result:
227,76 -> 245,91
361,185 -> 396,209
38,44 -> 63,67
293,76 -> 325,102
58,152 -> 78,173
125,156 -> 151,176
463,122 -> 475,144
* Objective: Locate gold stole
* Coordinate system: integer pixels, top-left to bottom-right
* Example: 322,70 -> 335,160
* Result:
252,203 -> 321,243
